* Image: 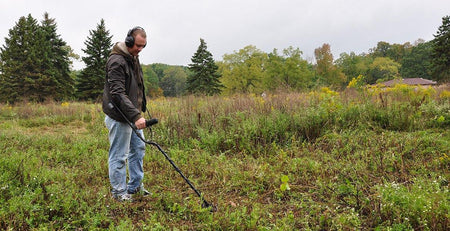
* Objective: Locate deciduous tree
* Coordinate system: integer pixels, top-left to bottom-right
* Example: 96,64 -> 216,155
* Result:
142,65 -> 162,97
367,57 -> 400,84
314,43 -> 345,87
335,52 -> 371,84
370,41 -> 412,63
400,41 -> 433,79
219,45 -> 267,94
265,47 -> 313,90
160,66 -> 187,97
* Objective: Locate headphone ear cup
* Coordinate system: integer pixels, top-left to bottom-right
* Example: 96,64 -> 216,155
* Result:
125,32 -> 134,48
125,27 -> 145,48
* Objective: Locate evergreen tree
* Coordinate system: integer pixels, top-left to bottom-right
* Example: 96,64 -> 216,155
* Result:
431,15 -> 450,83
0,13 -> 73,103
186,38 -> 223,95
0,14 -> 45,102
40,12 -> 74,99
76,19 -> 112,101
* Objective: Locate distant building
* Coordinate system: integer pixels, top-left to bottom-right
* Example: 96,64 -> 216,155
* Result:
379,78 -> 437,87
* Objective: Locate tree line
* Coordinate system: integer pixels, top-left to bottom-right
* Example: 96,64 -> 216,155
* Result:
1,13 -> 449,103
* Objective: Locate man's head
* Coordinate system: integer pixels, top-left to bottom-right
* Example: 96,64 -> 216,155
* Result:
125,27 -> 147,56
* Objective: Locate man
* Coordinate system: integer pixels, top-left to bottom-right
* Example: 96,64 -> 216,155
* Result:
102,26 -> 149,202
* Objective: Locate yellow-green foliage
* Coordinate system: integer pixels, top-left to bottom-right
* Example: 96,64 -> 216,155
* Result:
365,83 -> 439,107
440,90 -> 450,100
347,75 -> 365,89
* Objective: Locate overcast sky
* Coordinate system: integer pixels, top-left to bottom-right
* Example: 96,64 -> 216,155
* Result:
1,0 -> 449,70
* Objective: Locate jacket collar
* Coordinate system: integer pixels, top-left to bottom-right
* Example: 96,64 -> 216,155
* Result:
111,42 -> 137,58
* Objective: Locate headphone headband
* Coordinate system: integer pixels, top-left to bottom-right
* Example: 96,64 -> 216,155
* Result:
127,26 -> 145,36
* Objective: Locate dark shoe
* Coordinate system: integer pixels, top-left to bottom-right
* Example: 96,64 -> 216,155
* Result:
128,186 -> 151,196
112,193 -> 133,202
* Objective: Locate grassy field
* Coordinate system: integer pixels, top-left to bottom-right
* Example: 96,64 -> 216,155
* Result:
0,85 -> 449,230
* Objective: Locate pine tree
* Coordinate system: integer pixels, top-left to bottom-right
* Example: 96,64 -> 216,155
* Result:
186,38 -> 223,95
0,13 -> 73,103
76,19 -> 112,101
431,15 -> 450,83
40,12 -> 74,99
0,14 -> 44,102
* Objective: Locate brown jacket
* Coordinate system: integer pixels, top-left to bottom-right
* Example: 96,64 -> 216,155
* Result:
102,42 -> 146,123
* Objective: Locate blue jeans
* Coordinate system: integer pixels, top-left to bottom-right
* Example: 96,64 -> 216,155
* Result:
105,115 -> 146,196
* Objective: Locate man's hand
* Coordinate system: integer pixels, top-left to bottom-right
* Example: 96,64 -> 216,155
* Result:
135,117 -> 146,129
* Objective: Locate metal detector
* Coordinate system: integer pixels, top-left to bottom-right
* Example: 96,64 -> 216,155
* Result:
107,102 -> 217,212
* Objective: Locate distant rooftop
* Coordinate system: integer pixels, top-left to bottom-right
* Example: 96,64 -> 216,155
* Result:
380,78 -> 437,87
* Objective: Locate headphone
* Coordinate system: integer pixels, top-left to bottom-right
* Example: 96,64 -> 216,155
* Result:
125,26 -> 146,48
